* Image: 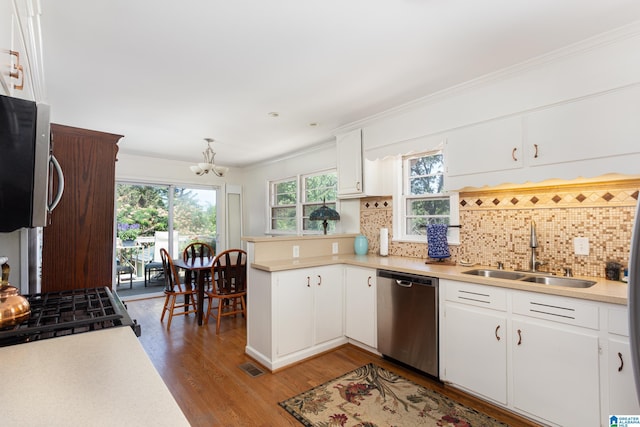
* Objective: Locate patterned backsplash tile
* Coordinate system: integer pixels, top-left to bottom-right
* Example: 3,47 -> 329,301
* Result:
359,178 -> 640,278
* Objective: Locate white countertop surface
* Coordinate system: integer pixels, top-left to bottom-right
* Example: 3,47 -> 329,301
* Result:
251,253 -> 629,305
1,327 -> 189,427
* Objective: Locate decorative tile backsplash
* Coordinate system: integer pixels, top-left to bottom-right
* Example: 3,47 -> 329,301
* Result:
359,178 -> 639,278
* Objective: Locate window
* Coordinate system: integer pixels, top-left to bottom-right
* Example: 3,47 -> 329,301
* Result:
268,170 -> 338,234
395,150 -> 459,243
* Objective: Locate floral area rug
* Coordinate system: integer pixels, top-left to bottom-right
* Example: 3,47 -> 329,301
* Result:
279,363 -> 508,427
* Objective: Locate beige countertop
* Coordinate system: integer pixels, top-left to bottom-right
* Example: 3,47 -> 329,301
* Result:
251,254 -> 629,305
2,327 -> 190,427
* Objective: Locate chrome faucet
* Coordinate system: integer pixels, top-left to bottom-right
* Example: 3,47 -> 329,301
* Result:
529,220 -> 542,272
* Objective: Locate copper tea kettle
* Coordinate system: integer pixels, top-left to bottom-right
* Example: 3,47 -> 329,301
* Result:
0,258 -> 31,328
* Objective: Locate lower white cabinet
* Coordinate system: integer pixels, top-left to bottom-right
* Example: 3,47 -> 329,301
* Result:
443,303 -> 507,405
441,280 -> 602,427
275,266 -> 343,358
344,266 -> 377,348
511,318 -> 600,427
606,307 -> 640,418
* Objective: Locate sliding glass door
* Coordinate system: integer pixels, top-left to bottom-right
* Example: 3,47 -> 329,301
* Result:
114,183 -> 218,287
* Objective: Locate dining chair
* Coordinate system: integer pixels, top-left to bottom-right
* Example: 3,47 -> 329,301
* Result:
205,249 -> 247,334
160,248 -> 198,330
183,242 -> 215,288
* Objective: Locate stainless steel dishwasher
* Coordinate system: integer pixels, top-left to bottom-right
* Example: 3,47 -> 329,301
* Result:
376,269 -> 439,378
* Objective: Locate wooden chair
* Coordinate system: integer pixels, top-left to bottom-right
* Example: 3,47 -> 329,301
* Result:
160,248 -> 198,330
205,249 -> 247,334
183,242 -> 215,288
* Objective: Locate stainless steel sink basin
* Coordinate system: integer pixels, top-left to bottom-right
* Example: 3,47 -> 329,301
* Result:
519,275 -> 596,288
462,269 -> 528,280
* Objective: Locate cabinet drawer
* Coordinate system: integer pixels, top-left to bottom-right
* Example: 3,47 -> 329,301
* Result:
609,307 -> 629,336
444,280 -> 507,311
512,292 -> 599,330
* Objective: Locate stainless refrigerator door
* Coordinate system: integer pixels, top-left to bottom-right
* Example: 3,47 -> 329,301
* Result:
629,200 -> 640,403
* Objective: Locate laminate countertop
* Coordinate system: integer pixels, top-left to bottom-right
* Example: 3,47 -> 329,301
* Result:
251,253 -> 629,305
1,327 -> 189,427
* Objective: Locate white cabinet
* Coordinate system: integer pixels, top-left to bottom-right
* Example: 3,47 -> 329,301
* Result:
445,116 -> 523,178
1,1 -> 12,95
441,280 -> 507,405
275,266 -> 343,358
511,318 -> 600,427
511,292 -> 600,427
441,280 -> 601,427
606,307 -> 640,418
527,85 -> 640,168
344,266 -> 377,348
336,128 -> 364,198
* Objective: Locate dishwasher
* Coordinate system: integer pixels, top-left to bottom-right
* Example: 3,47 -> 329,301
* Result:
376,269 -> 439,378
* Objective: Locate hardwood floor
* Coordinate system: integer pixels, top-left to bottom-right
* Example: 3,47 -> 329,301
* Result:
123,295 -> 541,427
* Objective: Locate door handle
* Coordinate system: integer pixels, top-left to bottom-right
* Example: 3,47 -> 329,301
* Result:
395,280 -> 413,288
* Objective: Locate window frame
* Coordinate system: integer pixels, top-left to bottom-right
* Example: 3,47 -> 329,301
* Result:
392,150 -> 460,244
267,169 -> 338,235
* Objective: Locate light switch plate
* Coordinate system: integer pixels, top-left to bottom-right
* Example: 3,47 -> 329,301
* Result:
332,242 -> 339,254
293,245 -> 300,258
574,237 -> 589,256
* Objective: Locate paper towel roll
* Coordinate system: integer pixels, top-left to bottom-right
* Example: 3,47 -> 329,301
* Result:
379,228 -> 389,256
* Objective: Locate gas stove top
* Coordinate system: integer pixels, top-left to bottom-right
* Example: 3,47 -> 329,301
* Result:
0,287 -> 140,347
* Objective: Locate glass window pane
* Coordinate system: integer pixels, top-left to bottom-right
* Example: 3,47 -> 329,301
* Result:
304,172 -> 337,203
274,180 -> 297,205
407,198 -> 450,216
406,217 -> 449,236
409,154 -> 444,176
173,187 -> 218,252
272,207 -> 296,231
409,175 -> 444,195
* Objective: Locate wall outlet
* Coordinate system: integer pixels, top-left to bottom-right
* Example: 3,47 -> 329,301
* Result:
574,237 -> 590,256
332,242 -> 339,254
293,245 -> 300,258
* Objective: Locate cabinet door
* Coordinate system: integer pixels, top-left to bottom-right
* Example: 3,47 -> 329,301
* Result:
344,267 -> 376,348
442,303 -> 507,405
313,266 -> 343,345
527,85 -> 640,167
336,128 -> 363,197
445,116 -> 522,177
512,319 -> 600,427
608,338 -> 640,416
275,269 -> 314,357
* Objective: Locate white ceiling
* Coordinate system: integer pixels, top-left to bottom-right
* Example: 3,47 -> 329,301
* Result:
40,1 -> 640,168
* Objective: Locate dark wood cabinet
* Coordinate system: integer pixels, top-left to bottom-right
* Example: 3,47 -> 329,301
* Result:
41,124 -> 122,292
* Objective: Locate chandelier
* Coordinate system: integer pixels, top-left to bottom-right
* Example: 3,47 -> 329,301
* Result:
190,138 -> 228,177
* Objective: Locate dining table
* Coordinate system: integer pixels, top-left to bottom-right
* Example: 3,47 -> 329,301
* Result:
172,257 -> 213,326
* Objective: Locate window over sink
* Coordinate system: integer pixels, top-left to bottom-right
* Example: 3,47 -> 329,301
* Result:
394,150 -> 460,244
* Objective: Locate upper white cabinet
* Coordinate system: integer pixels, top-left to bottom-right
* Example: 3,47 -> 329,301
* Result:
526,85 -> 640,168
445,117 -> 523,178
1,0 -> 44,100
336,128 -> 364,198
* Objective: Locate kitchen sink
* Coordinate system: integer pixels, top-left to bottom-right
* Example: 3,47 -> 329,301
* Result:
519,275 -> 596,288
463,269 -> 597,288
462,269 -> 528,280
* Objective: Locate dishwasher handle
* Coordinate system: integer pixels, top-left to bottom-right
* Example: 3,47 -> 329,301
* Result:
395,280 -> 413,287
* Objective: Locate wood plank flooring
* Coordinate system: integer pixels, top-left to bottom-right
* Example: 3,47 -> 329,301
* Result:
123,295 -> 541,427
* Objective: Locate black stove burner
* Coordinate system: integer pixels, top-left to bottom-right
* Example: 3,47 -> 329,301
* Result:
0,287 -> 140,347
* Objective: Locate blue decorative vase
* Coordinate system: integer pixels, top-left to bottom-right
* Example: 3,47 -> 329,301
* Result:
354,234 -> 368,255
